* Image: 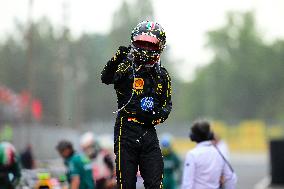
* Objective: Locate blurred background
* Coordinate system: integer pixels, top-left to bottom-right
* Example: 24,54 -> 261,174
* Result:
1,0 -> 284,188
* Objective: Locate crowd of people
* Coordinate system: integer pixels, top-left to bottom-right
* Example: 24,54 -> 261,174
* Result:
0,121 -> 236,189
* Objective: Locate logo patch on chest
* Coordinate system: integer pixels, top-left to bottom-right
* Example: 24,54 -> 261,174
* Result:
133,78 -> 144,90
157,83 -> 163,94
141,97 -> 154,111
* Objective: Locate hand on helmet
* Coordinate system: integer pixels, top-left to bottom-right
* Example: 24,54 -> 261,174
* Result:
112,46 -> 130,64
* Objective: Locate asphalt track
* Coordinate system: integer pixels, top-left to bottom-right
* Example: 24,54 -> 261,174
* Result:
231,153 -> 268,189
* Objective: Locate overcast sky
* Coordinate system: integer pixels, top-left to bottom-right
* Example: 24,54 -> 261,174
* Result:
1,0 -> 284,81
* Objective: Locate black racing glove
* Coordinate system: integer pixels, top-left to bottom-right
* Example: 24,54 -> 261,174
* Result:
101,46 -> 131,85
135,108 -> 160,126
110,46 -> 130,64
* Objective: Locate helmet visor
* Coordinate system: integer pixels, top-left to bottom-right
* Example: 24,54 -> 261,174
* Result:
133,35 -> 160,51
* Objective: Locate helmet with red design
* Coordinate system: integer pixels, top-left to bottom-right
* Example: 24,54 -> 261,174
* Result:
131,21 -> 166,65
0,142 -> 17,167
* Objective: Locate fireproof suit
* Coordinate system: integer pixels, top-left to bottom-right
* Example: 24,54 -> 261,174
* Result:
101,46 -> 172,189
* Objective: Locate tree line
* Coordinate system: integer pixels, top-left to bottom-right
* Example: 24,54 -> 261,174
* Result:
0,2 -> 283,125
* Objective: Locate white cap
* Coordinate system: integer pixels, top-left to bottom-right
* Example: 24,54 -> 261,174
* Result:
80,132 -> 95,148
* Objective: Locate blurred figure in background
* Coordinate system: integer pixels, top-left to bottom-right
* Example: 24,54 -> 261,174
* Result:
182,120 -> 237,189
80,132 -> 116,189
20,144 -> 35,169
56,139 -> 95,189
160,134 -> 181,189
0,142 -> 21,189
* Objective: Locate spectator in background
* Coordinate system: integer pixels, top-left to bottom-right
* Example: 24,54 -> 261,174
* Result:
160,134 -> 181,189
56,140 -> 95,189
0,142 -> 21,189
182,120 -> 237,189
20,144 -> 35,169
80,132 -> 116,189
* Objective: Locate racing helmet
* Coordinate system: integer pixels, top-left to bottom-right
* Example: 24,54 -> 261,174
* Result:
131,21 -> 166,65
0,142 -> 16,167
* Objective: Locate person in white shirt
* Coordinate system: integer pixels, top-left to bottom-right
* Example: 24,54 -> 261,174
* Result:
213,134 -> 230,160
181,120 -> 237,189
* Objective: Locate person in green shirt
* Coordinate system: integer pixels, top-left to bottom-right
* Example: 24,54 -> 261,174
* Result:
161,134 -> 181,189
0,142 -> 21,189
56,140 -> 95,189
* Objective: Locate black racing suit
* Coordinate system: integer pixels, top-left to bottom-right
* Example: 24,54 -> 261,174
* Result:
101,46 -> 172,189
